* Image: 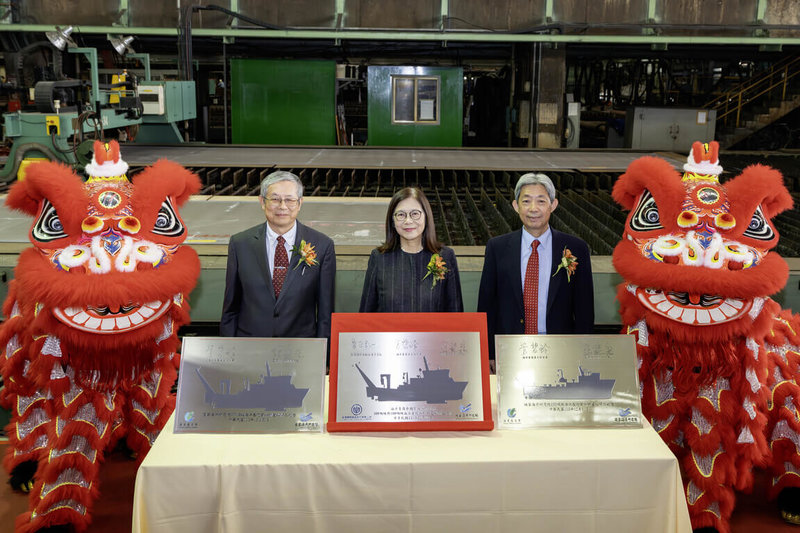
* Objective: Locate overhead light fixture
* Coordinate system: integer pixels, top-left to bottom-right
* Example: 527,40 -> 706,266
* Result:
46,25 -> 76,51
109,35 -> 135,56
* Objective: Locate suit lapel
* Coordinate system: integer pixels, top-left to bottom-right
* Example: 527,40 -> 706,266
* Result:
547,230 -> 564,313
276,222 -> 304,303
509,230 -> 524,313
251,223 -> 274,302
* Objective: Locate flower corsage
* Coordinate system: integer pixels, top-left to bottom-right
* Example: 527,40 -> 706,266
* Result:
552,247 -> 578,282
422,253 -> 448,288
291,240 -> 318,271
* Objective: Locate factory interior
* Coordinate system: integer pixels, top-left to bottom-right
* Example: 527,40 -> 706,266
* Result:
0,1 -> 800,530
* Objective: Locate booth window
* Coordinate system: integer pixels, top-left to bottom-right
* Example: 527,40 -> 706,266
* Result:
392,76 -> 440,124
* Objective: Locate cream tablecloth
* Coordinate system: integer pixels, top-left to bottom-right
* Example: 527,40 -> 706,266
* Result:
133,383 -> 691,533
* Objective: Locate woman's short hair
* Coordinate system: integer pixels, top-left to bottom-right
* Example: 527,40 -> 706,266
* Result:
260,171 -> 304,199
378,187 -> 442,254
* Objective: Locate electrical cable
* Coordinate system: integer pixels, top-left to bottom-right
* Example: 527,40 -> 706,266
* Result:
0,142 -> 61,183
51,130 -> 77,154
179,4 -> 289,81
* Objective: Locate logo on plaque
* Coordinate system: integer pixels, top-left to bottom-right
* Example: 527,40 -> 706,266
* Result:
355,356 -> 468,404
195,362 -> 309,411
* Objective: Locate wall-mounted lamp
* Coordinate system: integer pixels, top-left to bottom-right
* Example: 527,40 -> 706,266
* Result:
109,35 -> 135,56
46,25 -> 76,51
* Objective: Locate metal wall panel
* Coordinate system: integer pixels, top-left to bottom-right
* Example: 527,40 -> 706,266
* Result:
19,0 -> 119,25
239,0 -> 335,27
129,2 -> 178,29
230,59 -> 336,145
12,0 -> 799,38
659,0 -> 758,35
448,0 -> 546,32
345,0 -> 439,29
557,0 -> 647,26
766,0 -> 800,37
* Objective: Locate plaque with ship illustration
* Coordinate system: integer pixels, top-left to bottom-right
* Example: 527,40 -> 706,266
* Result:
174,337 -> 326,433
328,312 -> 493,432
495,335 -> 642,428
336,331 -> 482,424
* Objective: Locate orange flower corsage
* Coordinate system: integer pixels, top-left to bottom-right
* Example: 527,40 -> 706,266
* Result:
552,247 -> 578,282
291,240 -> 318,270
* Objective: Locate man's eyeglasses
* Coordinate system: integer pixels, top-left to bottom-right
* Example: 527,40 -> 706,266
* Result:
393,209 -> 423,222
266,196 -> 299,208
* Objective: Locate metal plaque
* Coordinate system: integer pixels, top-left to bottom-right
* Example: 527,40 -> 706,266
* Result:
174,337 -> 326,433
335,331 -> 484,423
496,335 -> 642,428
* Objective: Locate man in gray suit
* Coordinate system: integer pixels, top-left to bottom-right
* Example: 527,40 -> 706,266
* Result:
220,171 -> 335,339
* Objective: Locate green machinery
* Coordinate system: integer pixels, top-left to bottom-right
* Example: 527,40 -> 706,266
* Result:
0,47 -> 196,181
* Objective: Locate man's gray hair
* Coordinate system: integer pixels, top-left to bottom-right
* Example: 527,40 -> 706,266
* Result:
260,170 -> 304,199
514,172 -> 556,202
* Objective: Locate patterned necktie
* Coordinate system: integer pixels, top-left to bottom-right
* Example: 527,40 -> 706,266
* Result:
273,235 -> 288,298
524,239 -> 540,334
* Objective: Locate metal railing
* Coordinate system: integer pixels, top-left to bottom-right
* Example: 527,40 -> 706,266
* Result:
705,55 -> 800,128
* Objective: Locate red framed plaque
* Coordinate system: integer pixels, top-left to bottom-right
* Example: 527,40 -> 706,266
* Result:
327,312 -> 493,432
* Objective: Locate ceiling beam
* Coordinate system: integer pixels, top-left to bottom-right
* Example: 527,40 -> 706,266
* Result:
1,24 -> 799,46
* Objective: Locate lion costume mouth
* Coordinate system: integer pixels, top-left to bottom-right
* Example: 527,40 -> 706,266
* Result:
635,286 -> 752,325
53,300 -> 171,333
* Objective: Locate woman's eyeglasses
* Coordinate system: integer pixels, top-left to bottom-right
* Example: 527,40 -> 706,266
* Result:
393,209 -> 423,222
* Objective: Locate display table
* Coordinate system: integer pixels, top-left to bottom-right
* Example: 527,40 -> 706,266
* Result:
133,390 -> 691,533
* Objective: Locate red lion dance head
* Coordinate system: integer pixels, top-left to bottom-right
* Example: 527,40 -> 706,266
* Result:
613,142 -> 800,532
613,141 -> 793,368
0,140 -> 200,532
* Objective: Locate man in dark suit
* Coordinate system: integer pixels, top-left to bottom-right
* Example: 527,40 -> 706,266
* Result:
220,171 -> 335,339
477,173 -> 594,359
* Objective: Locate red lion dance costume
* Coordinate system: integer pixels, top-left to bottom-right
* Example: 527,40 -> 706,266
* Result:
0,140 -> 200,532
613,141 -> 800,533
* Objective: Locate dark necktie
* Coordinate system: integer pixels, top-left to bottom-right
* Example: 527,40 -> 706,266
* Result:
524,240 -> 540,334
273,235 -> 288,298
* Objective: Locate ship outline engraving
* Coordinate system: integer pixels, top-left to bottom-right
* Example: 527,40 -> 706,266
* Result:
523,366 -> 615,400
195,362 -> 309,411
355,356 -> 468,404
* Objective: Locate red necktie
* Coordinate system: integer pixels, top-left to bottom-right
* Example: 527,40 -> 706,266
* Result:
273,235 -> 288,298
524,240 -> 540,334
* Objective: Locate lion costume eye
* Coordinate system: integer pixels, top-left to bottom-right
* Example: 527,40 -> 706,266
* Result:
151,198 -> 185,237
742,205 -> 774,240
630,190 -> 663,232
33,200 -> 67,242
